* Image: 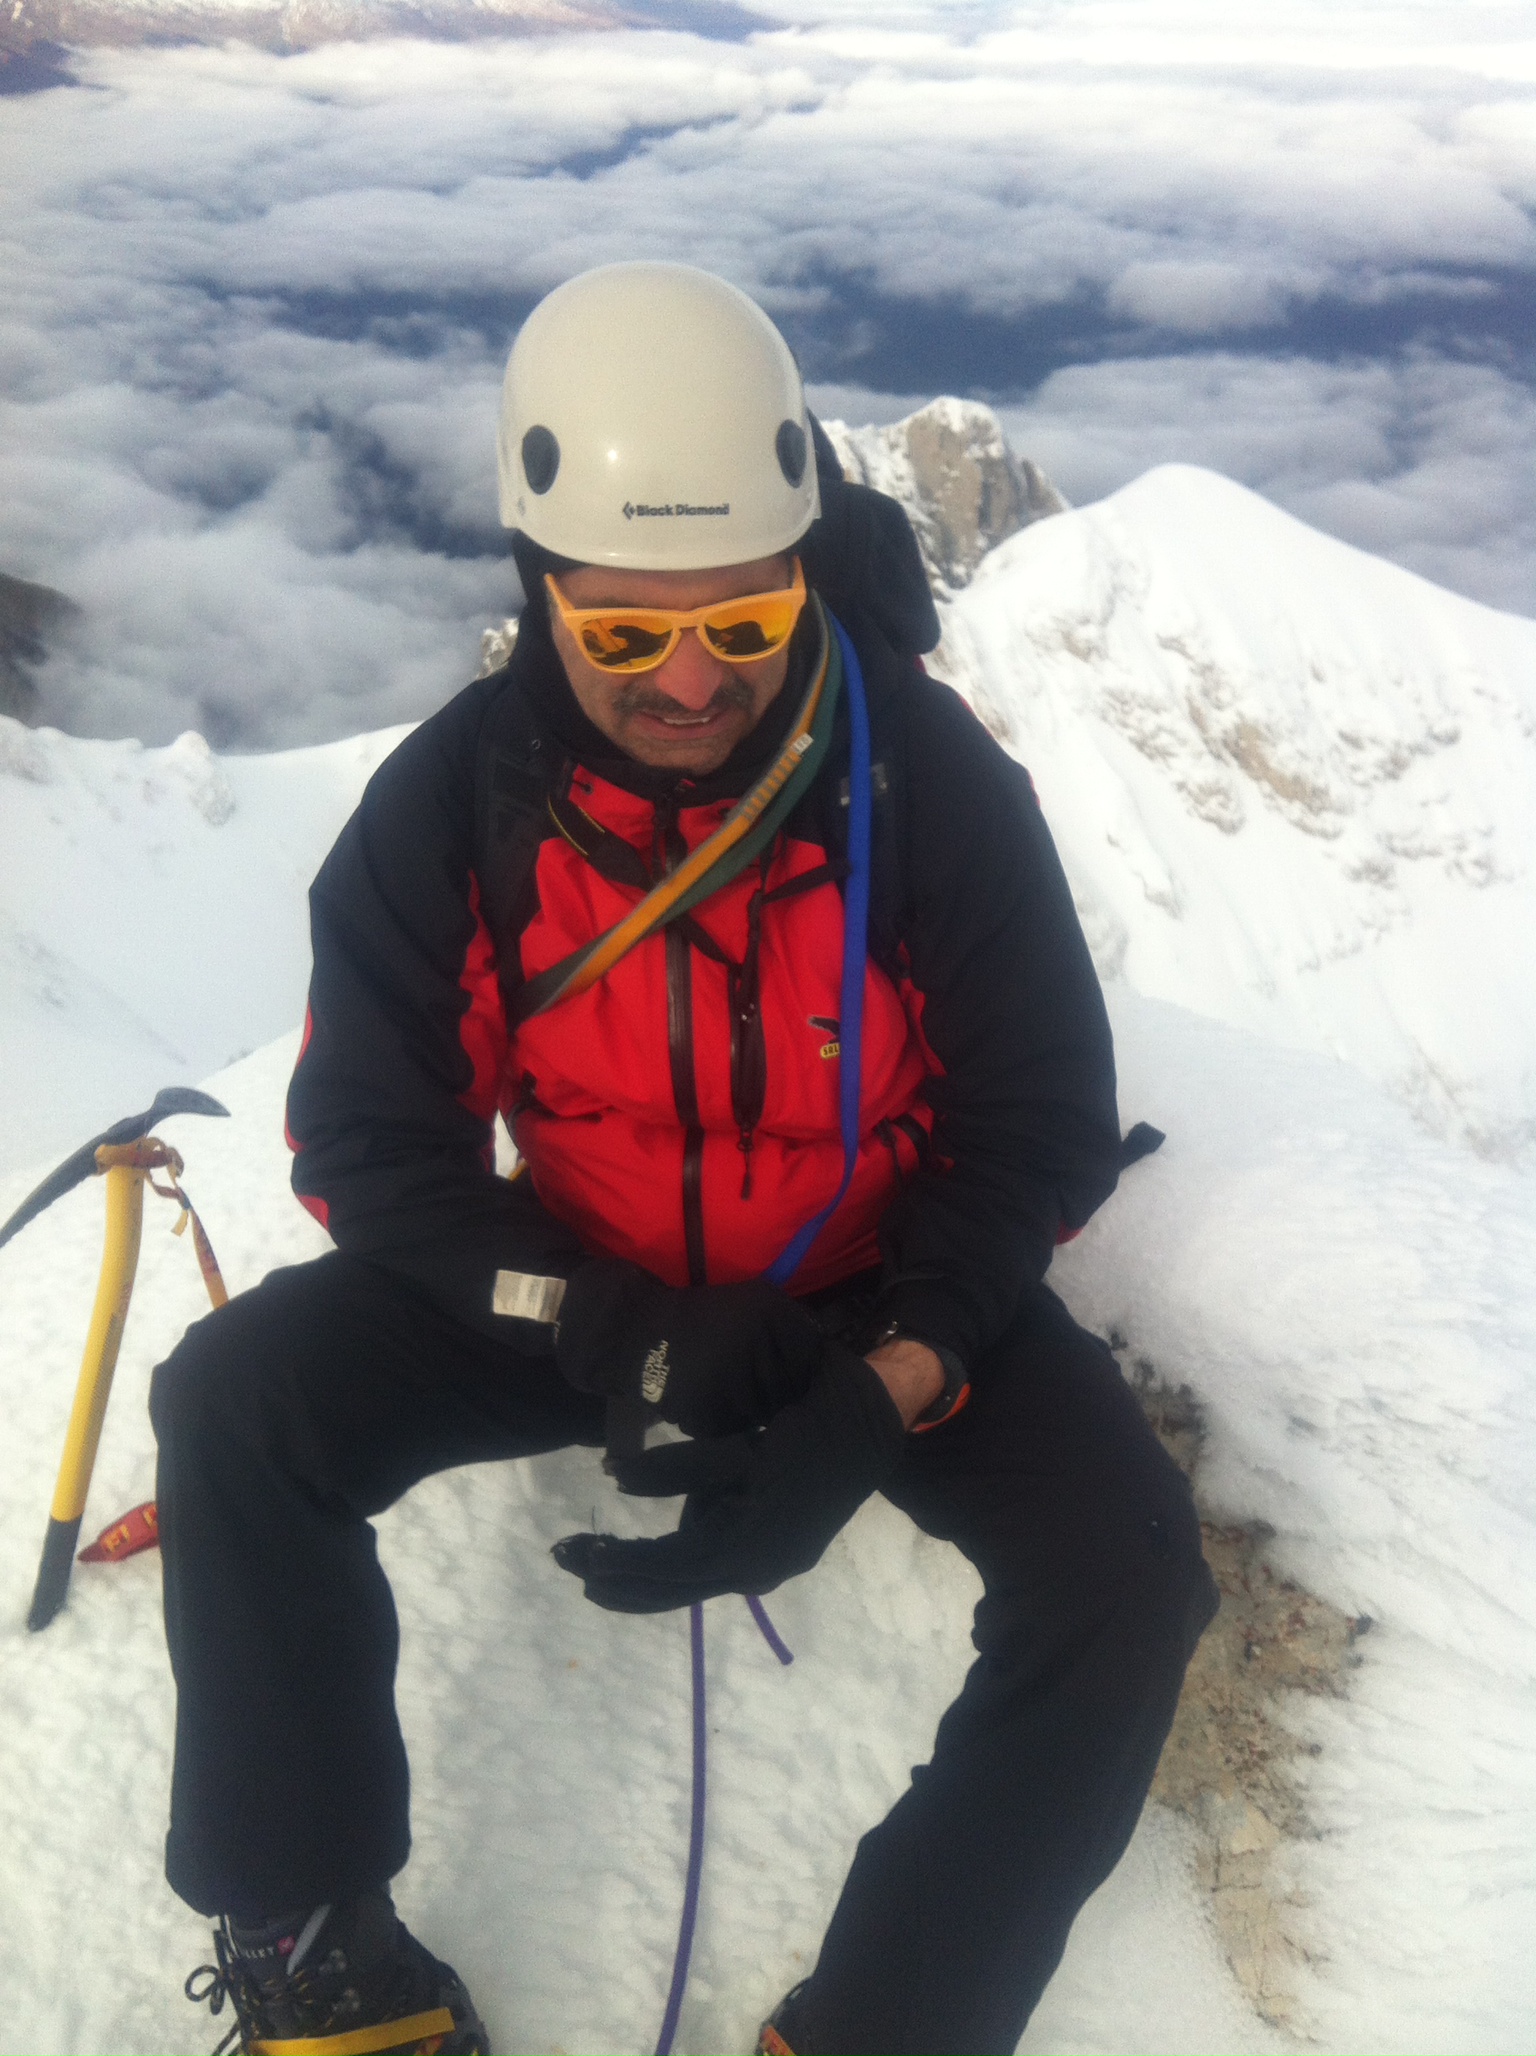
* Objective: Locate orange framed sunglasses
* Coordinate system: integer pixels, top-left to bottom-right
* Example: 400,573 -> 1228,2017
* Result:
546,559 -> 807,675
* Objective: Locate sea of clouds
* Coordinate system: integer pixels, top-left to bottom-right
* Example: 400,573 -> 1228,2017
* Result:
2,0 -> 1533,746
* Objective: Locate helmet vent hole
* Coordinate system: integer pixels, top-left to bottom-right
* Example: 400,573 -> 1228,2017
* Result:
522,425 -> 560,494
775,419 -> 807,487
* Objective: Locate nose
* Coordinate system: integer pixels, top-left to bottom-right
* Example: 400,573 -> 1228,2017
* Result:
649,628 -> 731,712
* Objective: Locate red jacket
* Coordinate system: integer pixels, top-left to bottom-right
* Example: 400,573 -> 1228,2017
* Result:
493,763 -> 937,1294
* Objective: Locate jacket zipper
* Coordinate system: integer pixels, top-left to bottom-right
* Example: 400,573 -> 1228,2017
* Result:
657,796 -> 709,1287
727,871 -> 768,1200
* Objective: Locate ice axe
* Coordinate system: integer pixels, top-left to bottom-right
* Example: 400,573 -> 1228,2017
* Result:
0,1088 -> 229,1631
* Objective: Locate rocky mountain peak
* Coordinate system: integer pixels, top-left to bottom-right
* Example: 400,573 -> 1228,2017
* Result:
820,398 -> 1067,596
1,0 -> 761,60
0,572 -> 78,724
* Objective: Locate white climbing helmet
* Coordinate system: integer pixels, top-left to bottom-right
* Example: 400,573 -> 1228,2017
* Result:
497,262 -> 819,570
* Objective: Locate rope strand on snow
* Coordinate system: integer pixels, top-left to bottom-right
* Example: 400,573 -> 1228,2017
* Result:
653,1597 -> 795,2056
655,1602 -> 708,2056
746,1594 -> 795,1668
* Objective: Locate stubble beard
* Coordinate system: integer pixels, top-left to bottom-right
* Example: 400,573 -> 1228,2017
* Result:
612,674 -> 758,771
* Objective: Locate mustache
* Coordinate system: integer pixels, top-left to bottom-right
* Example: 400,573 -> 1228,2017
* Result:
615,677 -> 755,721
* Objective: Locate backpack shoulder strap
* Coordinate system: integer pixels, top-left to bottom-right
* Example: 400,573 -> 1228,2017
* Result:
474,676 -> 564,1004
864,656 -> 909,980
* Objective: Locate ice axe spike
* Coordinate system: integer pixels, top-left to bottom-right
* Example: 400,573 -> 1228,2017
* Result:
0,1088 -> 228,1256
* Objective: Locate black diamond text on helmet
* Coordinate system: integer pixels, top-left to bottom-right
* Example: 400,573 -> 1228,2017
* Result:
621,502 -> 731,519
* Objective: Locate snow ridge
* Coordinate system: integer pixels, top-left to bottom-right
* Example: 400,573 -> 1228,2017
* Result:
940,461 -> 1536,1163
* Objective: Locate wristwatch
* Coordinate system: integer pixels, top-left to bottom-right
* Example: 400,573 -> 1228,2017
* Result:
868,1321 -> 971,1430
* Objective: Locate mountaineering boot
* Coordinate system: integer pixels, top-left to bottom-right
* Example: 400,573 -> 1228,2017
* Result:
757,1979 -> 818,2055
186,1888 -> 489,2054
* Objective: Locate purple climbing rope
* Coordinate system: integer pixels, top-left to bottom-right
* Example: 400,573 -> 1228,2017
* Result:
652,1596 -> 795,2056
745,1594 -> 795,1668
655,1602 -> 709,2056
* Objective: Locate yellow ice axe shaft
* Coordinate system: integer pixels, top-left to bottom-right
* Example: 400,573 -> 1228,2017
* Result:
27,1161 -> 146,1631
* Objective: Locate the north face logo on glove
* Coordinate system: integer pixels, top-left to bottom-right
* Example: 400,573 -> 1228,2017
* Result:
641,1339 -> 671,1404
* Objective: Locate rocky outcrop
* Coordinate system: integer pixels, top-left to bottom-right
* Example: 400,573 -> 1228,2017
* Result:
1,0 -> 758,57
0,572 -> 77,724
478,616 -> 520,677
1131,1360 -> 1368,2032
821,397 -> 1066,597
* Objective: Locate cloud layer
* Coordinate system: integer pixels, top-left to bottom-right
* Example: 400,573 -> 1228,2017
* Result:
2,3 -> 1533,744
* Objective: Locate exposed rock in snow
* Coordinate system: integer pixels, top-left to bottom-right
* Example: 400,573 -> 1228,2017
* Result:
1135,1364 -> 1364,2030
0,0 -> 759,55
0,572 -> 77,726
477,616 -> 519,679
821,397 -> 1067,597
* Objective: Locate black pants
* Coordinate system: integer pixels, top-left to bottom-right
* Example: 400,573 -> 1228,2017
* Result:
151,1253 -> 1216,2055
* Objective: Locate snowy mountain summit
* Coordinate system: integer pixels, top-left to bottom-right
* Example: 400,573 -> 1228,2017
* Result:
937,463 -> 1536,1164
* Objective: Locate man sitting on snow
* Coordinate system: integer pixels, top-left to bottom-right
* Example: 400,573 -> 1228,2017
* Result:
153,262 -> 1217,2056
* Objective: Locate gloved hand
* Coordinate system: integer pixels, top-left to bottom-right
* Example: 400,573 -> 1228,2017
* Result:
551,1343 -> 905,1612
555,1259 -> 825,1439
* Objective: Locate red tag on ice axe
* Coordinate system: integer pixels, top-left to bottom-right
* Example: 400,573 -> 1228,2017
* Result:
78,1499 -> 159,1563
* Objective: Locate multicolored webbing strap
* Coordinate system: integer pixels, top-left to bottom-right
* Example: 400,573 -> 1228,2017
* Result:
510,599 -> 840,1029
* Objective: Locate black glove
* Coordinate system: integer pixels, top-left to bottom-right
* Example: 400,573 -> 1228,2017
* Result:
555,1259 -> 825,1439
551,1344 -> 905,1613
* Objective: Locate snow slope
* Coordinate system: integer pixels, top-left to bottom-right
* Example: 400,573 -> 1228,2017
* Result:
0,720 -> 402,1175
1,1002 -> 1532,2054
941,464 -> 1536,1163
3,459 -> 1536,2050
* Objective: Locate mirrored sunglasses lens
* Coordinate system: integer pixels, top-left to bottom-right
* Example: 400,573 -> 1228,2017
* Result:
702,600 -> 796,659
581,618 -> 674,670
